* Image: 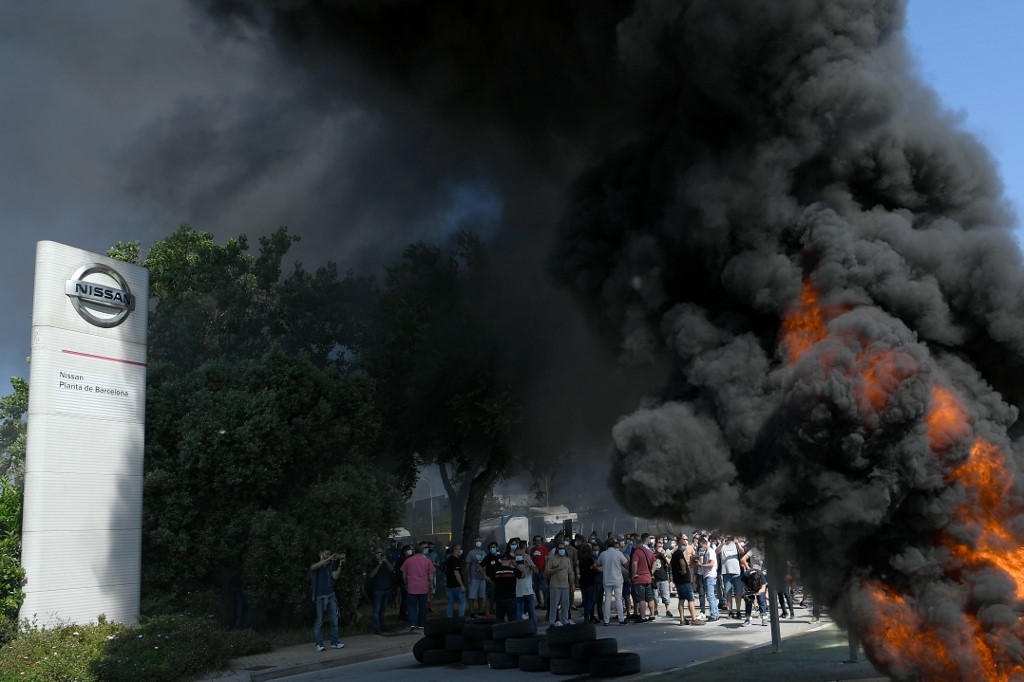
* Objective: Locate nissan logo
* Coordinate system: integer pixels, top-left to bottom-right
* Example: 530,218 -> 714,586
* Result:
64,263 -> 136,328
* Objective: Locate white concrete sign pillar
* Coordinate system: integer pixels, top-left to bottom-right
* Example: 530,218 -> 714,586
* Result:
20,241 -> 149,627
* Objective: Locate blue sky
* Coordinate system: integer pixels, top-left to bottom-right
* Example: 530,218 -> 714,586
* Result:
0,2 -> 1022,392
905,0 -> 1024,232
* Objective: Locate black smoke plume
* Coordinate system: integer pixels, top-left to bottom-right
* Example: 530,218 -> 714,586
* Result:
203,1 -> 1024,677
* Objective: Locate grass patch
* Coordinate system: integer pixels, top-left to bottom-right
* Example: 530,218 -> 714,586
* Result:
0,614 -> 270,682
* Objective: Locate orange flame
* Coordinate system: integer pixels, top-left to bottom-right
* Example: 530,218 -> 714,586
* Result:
926,385 -> 972,452
780,279 -> 828,364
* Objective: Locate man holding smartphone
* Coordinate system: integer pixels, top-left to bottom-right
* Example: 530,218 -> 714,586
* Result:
310,549 -> 346,651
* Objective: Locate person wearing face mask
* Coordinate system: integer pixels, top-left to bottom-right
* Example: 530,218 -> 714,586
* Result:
366,546 -> 394,635
544,541 -> 575,626
465,535 -> 487,618
530,535 -> 549,612
479,541 -> 502,618
512,542 -> 538,632
578,542 -> 601,623
444,544 -> 467,617
401,542 -> 436,630
670,536 -> 702,625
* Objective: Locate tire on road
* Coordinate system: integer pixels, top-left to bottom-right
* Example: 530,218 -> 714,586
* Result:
504,635 -> 543,655
589,651 -> 641,677
444,633 -> 467,651
571,637 -> 617,659
482,639 -> 505,653
421,648 -> 461,665
412,635 -> 445,663
462,649 -> 488,666
518,654 -> 551,672
424,617 -> 464,637
492,619 -> 535,640
463,621 -> 495,640
545,622 -> 597,645
549,657 -> 588,675
487,652 -> 519,669
538,641 -> 572,659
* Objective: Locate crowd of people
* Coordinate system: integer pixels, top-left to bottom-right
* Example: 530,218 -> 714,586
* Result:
310,529 -> 819,650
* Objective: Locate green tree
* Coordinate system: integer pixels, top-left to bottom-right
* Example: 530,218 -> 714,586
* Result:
135,226 -> 404,625
0,477 -> 24,639
364,233 -> 529,550
0,377 -> 28,487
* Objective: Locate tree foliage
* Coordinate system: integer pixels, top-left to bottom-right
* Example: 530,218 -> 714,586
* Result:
0,377 -> 28,486
363,233 -> 528,549
137,226 -> 403,625
0,476 -> 25,639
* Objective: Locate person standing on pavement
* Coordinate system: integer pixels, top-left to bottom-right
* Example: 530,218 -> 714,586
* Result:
444,544 -> 467,617
579,542 -> 601,623
597,538 -> 629,625
670,538 -> 702,625
310,548 -> 346,651
490,553 -> 519,622
366,546 -> 394,635
544,540 -> 575,625
652,539 -> 673,618
464,535 -> 487,618
631,533 -> 657,622
530,535 -> 549,611
513,545 -> 538,632
479,541 -> 502,618
697,537 -> 720,621
401,542 -> 436,630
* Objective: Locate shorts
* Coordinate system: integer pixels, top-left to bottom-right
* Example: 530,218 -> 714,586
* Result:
632,582 -> 655,602
675,582 -> 694,602
468,579 -> 487,599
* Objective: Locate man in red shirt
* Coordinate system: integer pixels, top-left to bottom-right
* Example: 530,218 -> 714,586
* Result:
401,541 -> 436,630
631,533 -> 657,622
530,535 -> 549,611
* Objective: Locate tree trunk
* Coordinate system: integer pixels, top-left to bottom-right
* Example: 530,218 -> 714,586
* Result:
438,461 -> 473,548
460,444 -> 507,550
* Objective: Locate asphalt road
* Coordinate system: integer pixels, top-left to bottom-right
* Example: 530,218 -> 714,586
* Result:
277,606 -> 832,681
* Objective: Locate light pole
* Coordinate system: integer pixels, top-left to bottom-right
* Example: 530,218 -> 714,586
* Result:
420,477 -> 434,536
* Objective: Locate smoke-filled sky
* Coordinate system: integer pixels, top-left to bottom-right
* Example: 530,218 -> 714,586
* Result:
0,0 -> 1021,396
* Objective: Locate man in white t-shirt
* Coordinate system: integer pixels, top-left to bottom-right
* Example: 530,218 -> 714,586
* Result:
697,537 -> 719,621
596,538 -> 629,625
718,535 -> 745,619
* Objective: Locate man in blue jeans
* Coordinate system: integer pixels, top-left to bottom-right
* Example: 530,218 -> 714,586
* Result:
444,544 -> 467,617
366,545 -> 394,634
310,549 -> 346,651
697,537 -> 720,621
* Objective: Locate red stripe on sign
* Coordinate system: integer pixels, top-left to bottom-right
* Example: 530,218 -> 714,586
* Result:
61,349 -> 147,367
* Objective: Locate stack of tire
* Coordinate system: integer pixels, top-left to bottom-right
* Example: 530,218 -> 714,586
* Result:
413,618 -> 640,676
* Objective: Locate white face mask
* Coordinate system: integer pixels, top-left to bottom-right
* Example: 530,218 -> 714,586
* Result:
475,541 -> 482,548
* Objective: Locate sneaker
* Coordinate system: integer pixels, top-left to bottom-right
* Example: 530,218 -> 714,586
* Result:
409,626 -> 416,631
691,618 -> 707,626
665,611 -> 674,618
552,621 -> 563,627
708,616 -> 720,621
316,644 -> 326,652
742,619 -> 752,627
602,621 -> 610,626
761,619 -> 768,627
618,620 -> 628,625
561,619 -> 574,626
331,643 -> 345,649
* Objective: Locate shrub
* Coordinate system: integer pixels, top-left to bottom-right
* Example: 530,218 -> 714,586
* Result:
0,477 -> 25,642
0,614 -> 270,682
